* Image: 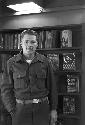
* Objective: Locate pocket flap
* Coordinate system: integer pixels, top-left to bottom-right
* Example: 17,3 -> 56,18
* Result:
36,72 -> 46,78
13,72 -> 26,79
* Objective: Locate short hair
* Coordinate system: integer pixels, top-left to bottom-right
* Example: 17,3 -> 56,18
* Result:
21,29 -> 38,39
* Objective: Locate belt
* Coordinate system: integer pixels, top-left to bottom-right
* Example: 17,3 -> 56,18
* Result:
16,97 -> 49,104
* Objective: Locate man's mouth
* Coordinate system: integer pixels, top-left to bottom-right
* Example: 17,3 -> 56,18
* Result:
26,46 -> 34,50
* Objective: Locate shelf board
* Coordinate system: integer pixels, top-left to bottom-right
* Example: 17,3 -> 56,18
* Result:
0,47 -> 81,54
37,47 -> 82,54
0,49 -> 20,54
58,93 -> 81,96
58,114 -> 80,119
55,70 -> 81,74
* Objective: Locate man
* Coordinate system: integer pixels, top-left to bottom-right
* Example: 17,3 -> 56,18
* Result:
1,29 -> 58,125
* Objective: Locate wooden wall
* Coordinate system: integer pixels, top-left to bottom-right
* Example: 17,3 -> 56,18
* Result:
43,0 -> 83,8
0,8 -> 83,30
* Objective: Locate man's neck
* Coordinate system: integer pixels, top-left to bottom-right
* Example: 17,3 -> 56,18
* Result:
23,52 -> 35,60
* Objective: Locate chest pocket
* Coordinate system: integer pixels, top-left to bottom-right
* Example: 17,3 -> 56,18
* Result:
36,71 -> 46,89
36,72 -> 46,78
13,71 -> 28,89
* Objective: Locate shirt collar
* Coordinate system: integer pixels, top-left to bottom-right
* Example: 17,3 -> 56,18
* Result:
15,51 -> 44,63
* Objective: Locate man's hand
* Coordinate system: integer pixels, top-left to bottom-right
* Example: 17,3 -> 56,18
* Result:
50,110 -> 58,125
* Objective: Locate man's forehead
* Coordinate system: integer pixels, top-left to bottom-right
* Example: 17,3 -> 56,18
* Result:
23,34 -> 37,40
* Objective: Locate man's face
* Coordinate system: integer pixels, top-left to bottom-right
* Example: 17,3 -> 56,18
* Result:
21,34 -> 38,55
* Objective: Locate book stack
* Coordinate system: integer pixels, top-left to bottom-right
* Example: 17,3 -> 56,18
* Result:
0,33 -> 22,50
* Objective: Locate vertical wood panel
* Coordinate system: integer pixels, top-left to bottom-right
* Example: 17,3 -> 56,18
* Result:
81,24 -> 85,125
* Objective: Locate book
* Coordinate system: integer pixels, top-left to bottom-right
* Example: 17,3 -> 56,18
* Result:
10,34 -> 14,49
47,54 -> 59,71
0,34 -> 4,49
4,34 -> 8,49
45,31 -> 53,48
67,75 -> 79,93
14,33 -> 18,49
18,33 -> 22,50
60,30 -> 72,48
63,96 -> 75,114
37,31 -> 43,49
37,31 -> 46,49
63,52 -> 76,70
51,30 -> 60,48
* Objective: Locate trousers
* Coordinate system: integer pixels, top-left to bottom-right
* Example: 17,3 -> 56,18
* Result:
12,101 -> 50,125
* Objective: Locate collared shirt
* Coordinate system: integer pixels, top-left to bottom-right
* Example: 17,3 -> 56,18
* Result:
1,52 -> 58,113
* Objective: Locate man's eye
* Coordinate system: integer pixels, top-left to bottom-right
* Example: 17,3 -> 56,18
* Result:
30,40 -> 36,44
25,40 -> 29,44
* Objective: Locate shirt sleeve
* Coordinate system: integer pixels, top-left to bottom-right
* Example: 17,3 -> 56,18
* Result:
1,60 -> 16,115
46,59 -> 58,110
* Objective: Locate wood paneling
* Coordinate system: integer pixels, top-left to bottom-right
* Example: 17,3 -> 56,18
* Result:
0,9 -> 83,30
43,0 -> 83,8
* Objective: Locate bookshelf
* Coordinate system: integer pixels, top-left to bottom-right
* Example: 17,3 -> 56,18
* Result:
0,24 -> 82,125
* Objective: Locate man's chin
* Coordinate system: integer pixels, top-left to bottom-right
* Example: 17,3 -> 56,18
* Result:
26,50 -> 34,54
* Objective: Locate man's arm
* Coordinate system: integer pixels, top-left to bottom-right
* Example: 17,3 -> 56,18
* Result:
1,60 -> 16,116
46,60 -> 58,123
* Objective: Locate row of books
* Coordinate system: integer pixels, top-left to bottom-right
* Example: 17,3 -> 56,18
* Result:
0,29 -> 72,49
0,33 -> 22,50
47,52 -> 77,71
37,29 -> 72,49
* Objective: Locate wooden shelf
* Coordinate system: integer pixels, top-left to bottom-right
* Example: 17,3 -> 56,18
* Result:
58,114 -> 80,119
58,93 -> 81,96
0,47 -> 81,53
37,47 -> 82,54
55,70 -> 81,74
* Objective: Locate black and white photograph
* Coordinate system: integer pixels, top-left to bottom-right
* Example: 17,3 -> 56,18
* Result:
0,0 -> 84,125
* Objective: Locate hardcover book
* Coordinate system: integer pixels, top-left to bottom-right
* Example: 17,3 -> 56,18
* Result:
47,54 -> 59,71
67,75 -> 79,93
37,31 -> 42,49
63,52 -> 76,70
45,31 -> 53,48
61,30 -> 72,48
37,31 -> 46,49
0,34 -> 4,49
63,96 -> 75,114
18,33 -> 22,50
14,33 -> 18,49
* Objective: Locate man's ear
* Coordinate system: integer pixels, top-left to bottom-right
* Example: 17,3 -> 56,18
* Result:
20,41 -> 22,47
36,42 -> 38,48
